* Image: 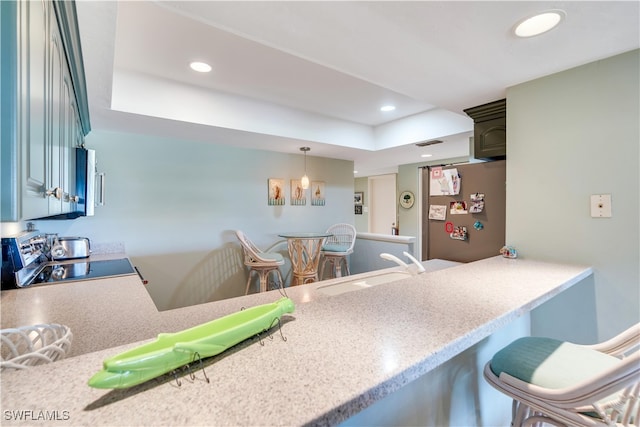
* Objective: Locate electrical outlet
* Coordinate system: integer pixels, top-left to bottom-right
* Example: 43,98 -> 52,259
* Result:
590,194 -> 612,218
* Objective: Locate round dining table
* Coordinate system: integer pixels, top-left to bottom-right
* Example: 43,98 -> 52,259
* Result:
278,232 -> 332,286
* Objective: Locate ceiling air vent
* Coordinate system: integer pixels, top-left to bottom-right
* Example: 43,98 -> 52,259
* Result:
415,140 -> 443,147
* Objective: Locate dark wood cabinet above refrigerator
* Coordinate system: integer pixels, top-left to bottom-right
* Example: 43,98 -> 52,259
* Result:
464,99 -> 506,160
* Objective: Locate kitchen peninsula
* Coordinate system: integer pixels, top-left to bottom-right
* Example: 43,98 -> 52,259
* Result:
0,256 -> 592,426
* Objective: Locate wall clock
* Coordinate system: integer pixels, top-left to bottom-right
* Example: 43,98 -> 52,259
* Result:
399,191 -> 415,209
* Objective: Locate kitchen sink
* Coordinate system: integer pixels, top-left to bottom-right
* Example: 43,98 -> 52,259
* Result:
316,271 -> 413,296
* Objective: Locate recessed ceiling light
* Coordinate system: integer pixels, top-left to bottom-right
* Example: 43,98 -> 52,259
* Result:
353,170 -> 359,174
514,10 -> 565,38
380,105 -> 396,112
421,154 -> 433,158
190,61 -> 212,73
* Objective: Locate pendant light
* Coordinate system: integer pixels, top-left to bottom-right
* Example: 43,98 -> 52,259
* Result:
300,147 -> 310,189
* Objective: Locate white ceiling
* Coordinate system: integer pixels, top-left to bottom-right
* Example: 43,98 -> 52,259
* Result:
75,1 -> 639,176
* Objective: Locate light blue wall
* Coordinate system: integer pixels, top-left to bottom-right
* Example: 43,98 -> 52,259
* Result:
507,49 -> 640,342
34,130 -> 354,310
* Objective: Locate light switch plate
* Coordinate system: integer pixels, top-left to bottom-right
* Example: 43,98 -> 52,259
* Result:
590,194 -> 612,218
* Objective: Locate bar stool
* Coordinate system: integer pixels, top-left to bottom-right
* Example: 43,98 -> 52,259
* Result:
319,223 -> 356,280
235,230 -> 285,294
483,323 -> 640,427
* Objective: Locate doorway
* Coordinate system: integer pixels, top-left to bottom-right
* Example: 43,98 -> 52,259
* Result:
368,174 -> 397,234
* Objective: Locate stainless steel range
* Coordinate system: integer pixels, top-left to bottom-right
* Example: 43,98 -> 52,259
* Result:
1,231 -> 136,289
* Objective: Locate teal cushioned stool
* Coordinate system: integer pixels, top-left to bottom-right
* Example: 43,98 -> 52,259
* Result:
319,223 -> 356,280
490,336 -> 621,390
321,244 -> 349,253
485,329 -> 640,427
259,252 -> 284,263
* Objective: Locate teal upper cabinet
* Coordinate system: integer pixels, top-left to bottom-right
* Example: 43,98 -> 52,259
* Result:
0,0 -> 20,221
52,1 -> 90,136
1,0 -> 91,221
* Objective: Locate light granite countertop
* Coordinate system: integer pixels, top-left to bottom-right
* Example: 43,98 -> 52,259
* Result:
0,255 -> 154,357
0,256 -> 592,426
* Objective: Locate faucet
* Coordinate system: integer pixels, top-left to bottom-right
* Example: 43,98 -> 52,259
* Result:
379,251 -> 426,274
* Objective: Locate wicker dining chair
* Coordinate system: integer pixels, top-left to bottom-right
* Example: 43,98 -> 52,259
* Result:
235,230 -> 285,294
484,322 -> 640,427
319,223 -> 356,280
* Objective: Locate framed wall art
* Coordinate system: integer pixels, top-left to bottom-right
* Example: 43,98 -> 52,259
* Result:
311,181 -> 325,206
268,178 -> 285,206
354,192 -> 364,205
290,179 -> 306,205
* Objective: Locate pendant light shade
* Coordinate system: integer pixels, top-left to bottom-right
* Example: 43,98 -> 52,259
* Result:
300,147 -> 310,189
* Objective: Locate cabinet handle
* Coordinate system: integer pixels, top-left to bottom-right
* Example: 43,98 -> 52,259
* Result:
68,195 -> 80,203
45,187 -> 63,200
134,266 -> 148,285
97,173 -> 106,206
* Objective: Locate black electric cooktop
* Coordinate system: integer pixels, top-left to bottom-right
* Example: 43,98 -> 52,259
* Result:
31,258 -> 136,285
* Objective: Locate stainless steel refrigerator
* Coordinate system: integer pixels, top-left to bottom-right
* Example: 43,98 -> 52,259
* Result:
421,160 -> 506,262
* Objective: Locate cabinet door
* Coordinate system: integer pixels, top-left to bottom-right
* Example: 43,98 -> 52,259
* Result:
15,0 -> 87,220
474,117 -> 506,159
47,8 -> 65,216
21,0 -> 50,219
465,99 -> 506,160
0,0 -> 19,221
61,71 -> 78,212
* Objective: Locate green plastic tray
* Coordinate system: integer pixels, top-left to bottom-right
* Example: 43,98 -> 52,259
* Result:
88,297 -> 295,389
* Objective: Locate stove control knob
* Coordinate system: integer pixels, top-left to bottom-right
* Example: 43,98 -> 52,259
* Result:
51,245 -> 66,258
51,267 -> 65,280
